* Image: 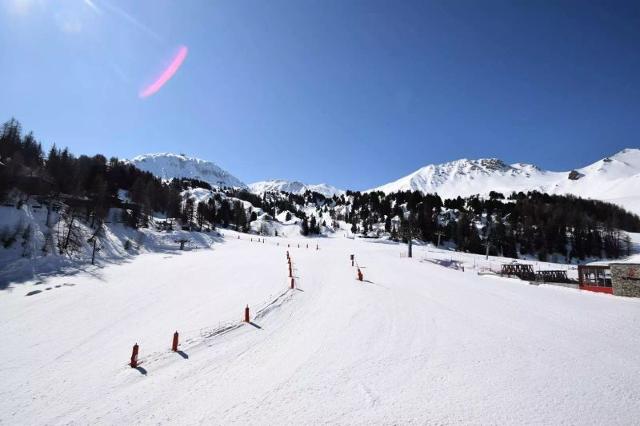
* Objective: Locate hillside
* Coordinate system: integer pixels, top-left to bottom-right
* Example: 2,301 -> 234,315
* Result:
371,148 -> 640,215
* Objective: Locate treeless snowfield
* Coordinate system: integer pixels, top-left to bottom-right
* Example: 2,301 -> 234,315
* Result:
1,233 -> 640,425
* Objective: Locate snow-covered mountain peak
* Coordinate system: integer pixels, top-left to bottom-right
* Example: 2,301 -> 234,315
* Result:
370,149 -> 640,215
510,162 -> 541,173
576,148 -> 640,178
249,180 -> 344,197
127,153 -> 246,188
606,148 -> 640,168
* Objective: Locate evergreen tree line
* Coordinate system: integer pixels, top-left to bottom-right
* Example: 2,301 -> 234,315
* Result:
1,118 -> 182,227
178,194 -> 252,232
331,189 -> 640,262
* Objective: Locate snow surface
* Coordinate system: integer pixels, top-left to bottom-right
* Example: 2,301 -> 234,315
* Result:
2,233 -> 640,424
127,153 -> 246,189
0,203 -> 220,287
370,148 -> 640,215
249,179 -> 344,197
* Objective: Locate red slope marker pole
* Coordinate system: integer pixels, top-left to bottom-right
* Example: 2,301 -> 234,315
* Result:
172,331 -> 179,352
244,305 -> 250,323
290,278 -> 295,289
130,343 -> 139,368
357,268 -> 363,282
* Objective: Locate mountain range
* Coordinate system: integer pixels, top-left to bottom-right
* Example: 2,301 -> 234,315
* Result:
128,149 -> 640,215
370,148 -> 640,215
248,180 -> 344,198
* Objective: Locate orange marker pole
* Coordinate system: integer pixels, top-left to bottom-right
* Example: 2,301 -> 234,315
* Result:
130,343 -> 139,368
172,331 -> 179,352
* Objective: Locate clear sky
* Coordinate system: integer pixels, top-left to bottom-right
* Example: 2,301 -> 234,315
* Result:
1,0 -> 639,190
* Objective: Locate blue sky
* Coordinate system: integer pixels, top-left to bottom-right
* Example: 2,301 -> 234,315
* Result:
1,0 -> 639,189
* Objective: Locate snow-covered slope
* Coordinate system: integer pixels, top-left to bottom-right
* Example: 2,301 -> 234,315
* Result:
371,148 -> 640,215
249,179 -> 344,197
128,153 -> 246,188
2,234 -> 640,424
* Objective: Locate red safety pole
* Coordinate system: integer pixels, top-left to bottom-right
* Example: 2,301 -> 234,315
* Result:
289,264 -> 292,277
172,331 -> 179,352
357,268 -> 363,282
290,278 -> 295,289
130,343 -> 139,368
244,305 -> 250,322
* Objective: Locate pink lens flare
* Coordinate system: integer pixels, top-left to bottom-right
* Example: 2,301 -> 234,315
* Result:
139,45 -> 188,98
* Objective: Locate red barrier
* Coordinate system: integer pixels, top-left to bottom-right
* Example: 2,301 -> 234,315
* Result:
130,343 -> 139,368
357,268 -> 363,282
172,331 -> 179,352
579,285 -> 613,294
244,305 -> 250,322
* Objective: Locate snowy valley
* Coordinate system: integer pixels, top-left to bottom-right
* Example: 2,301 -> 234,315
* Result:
2,123 -> 640,425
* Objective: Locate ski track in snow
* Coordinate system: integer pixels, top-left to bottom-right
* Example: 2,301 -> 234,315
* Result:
1,232 -> 640,424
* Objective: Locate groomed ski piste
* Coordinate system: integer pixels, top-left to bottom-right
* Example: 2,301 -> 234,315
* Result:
2,232 -> 640,425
